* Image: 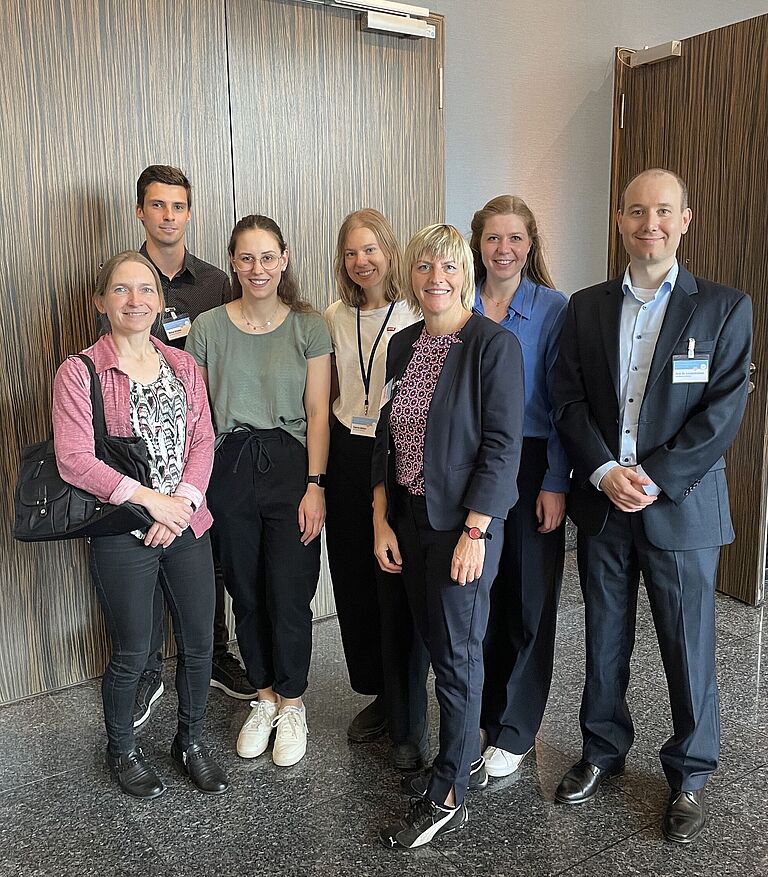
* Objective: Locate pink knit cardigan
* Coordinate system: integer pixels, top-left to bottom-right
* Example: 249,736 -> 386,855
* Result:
52,334 -> 214,537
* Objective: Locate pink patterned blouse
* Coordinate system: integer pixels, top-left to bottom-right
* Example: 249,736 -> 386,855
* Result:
389,326 -> 462,495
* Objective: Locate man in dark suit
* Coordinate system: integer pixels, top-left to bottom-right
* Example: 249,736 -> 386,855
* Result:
551,168 -> 752,843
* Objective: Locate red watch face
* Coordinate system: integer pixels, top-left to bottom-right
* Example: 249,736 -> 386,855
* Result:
467,526 -> 483,540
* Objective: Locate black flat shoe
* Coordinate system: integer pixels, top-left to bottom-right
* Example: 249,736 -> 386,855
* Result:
171,737 -> 229,795
663,788 -> 706,843
107,746 -> 166,800
554,759 -> 624,804
347,696 -> 387,743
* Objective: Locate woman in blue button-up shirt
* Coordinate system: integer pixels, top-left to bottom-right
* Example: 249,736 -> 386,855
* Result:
470,195 -> 569,779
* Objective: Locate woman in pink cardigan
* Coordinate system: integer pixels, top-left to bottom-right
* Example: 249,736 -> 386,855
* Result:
53,251 -> 227,800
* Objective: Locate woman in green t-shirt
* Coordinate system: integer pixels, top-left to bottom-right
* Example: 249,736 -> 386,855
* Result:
187,214 -> 332,768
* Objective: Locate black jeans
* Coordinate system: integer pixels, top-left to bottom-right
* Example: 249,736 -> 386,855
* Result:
208,428 -> 320,698
326,422 -> 429,745
145,550 -> 231,673
89,528 -> 215,754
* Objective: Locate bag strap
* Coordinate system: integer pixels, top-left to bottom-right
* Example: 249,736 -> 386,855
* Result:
76,354 -> 108,440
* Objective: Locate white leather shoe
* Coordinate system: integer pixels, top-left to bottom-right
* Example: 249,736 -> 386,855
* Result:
482,745 -> 532,777
237,699 -> 278,758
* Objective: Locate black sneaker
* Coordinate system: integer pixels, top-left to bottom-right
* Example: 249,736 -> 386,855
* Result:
133,671 -> 164,729
380,797 -> 468,849
210,652 -> 257,700
400,757 -> 488,796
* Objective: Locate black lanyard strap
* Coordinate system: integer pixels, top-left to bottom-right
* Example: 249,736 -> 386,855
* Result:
357,301 -> 396,415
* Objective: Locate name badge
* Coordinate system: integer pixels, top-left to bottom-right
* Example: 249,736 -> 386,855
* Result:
380,378 -> 395,407
163,310 -> 192,341
672,355 -> 710,383
351,415 -> 377,438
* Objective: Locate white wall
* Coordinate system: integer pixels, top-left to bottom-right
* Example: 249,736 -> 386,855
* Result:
436,1 -> 768,293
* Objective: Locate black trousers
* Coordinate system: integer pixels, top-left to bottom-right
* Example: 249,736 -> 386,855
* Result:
207,428 -> 320,699
393,487 -> 503,806
578,507 -> 720,791
145,550 -> 230,674
325,422 -> 429,745
89,529 -> 215,754
481,438 -> 565,753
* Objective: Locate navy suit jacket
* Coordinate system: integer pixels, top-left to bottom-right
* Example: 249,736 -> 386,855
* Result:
372,314 -> 525,531
552,266 -> 752,550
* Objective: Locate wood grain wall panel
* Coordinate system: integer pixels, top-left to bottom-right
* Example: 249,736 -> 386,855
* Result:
0,0 -> 234,703
609,14 -> 768,603
226,0 -> 445,619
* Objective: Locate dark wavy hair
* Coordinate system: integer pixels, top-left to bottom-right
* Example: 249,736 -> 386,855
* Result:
227,215 -> 313,312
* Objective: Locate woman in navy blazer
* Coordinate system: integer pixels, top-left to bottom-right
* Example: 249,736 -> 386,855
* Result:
372,224 -> 524,850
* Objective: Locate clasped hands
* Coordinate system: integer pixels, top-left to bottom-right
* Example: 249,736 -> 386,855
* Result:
600,465 -> 657,513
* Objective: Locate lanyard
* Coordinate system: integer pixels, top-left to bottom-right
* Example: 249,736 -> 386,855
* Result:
357,302 -> 396,416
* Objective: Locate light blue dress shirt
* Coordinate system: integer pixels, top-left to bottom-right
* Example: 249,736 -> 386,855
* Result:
474,277 -> 570,493
590,261 -> 680,495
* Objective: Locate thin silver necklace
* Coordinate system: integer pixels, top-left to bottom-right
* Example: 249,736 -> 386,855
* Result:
240,300 -> 280,331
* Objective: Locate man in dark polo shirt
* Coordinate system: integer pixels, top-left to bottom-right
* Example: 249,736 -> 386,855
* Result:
131,165 -> 256,728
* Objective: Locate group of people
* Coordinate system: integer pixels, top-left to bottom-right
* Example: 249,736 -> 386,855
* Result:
51,164 -> 752,850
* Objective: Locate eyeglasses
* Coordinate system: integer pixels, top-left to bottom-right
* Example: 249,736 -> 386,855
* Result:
233,253 -> 281,271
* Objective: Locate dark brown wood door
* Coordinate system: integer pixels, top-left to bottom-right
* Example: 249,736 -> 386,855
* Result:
609,14 -> 768,604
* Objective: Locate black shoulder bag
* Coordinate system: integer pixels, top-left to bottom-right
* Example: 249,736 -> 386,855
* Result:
13,354 -> 155,542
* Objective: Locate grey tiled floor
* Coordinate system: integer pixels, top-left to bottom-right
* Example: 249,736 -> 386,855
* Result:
1,550 -> 766,876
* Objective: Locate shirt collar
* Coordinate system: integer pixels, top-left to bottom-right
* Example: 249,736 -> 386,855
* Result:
621,260 -> 679,302
139,242 -> 196,280
473,275 -> 535,320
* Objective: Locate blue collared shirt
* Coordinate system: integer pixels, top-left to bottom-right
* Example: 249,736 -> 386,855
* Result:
474,277 -> 570,493
590,261 -> 680,495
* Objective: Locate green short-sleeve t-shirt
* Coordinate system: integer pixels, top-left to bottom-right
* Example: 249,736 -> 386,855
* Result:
186,305 -> 332,446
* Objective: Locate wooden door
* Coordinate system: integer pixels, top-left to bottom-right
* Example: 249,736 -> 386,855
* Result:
226,0 -> 445,617
0,0 -> 234,703
609,14 -> 768,604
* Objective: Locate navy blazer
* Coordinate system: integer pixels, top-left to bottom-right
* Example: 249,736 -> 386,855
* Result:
552,266 -> 752,550
371,314 -> 525,531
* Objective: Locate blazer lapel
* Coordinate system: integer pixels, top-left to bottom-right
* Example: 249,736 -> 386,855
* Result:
598,282 -> 624,401
644,271 -> 698,397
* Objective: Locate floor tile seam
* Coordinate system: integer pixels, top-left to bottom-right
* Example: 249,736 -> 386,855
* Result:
709,761 -> 768,798
0,765 -> 84,798
548,824 -> 657,874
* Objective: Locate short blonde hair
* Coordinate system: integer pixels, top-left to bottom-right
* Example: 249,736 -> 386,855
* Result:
334,209 -> 405,307
94,251 -> 165,312
403,224 -> 475,312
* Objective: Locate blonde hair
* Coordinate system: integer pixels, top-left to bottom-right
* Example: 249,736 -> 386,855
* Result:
334,209 -> 404,307
469,195 -> 555,289
403,224 -> 475,312
94,251 -> 165,312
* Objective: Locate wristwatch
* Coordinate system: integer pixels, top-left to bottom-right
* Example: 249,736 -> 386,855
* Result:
306,474 -> 327,488
463,524 -> 492,541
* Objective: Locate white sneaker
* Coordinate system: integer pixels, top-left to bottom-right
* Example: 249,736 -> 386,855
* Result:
482,745 -> 532,777
272,705 -> 308,767
237,699 -> 279,758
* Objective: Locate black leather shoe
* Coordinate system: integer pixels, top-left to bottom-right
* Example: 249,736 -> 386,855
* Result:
347,696 -> 387,743
171,737 -> 229,795
107,746 -> 166,799
663,788 -> 706,843
554,759 -> 623,804
392,741 -> 431,772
